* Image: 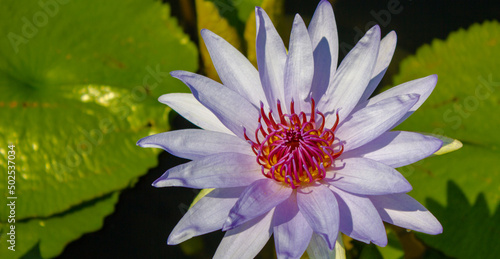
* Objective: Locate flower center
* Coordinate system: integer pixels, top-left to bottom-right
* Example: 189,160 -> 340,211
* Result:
244,99 -> 344,188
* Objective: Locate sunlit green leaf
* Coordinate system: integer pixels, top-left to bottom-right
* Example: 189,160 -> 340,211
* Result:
0,0 -> 197,219
0,0 -> 197,257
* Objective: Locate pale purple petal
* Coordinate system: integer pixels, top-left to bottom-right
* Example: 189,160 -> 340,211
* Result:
201,29 -> 267,107
329,186 -> 387,246
342,131 -> 443,168
256,7 -> 287,111
317,25 -> 381,127
214,209 -> 274,259
152,153 -> 264,189
336,94 -> 419,152
354,75 -> 438,128
370,193 -> 443,234
223,179 -> 292,230
284,14 -> 314,112
297,184 -> 339,250
308,0 -> 338,102
159,93 -> 232,134
359,31 -> 397,102
137,129 -> 253,160
170,70 -> 260,140
168,187 -> 244,245
325,157 -> 412,195
273,193 -> 313,259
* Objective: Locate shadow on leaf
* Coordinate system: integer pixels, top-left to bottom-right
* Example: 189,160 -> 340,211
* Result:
419,181 -> 500,259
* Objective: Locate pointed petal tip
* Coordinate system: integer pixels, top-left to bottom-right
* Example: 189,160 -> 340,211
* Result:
255,6 -> 272,23
293,13 -> 303,22
158,93 -> 175,104
135,136 -> 157,148
430,221 -> 443,235
168,228 -> 201,246
421,215 -> 443,235
368,24 -> 381,34
152,177 -> 168,188
200,28 -> 216,41
420,74 -> 438,86
169,70 -> 183,78
383,30 -> 397,45
166,236 -> 178,245
170,70 -> 195,80
325,234 -> 337,250
136,141 -> 150,148
412,220 -> 443,235
374,237 -> 388,247
386,30 -> 397,38
401,180 -> 413,193
364,25 -> 381,42
167,230 -> 195,245
431,224 -> 444,235
200,28 -> 208,38
318,0 -> 333,8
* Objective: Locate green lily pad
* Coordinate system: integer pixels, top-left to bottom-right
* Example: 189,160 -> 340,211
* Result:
0,192 -> 119,259
0,0 -> 197,220
0,0 -> 197,256
392,21 -> 500,256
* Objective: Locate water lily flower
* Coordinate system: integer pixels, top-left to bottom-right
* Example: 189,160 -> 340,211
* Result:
138,0 -> 443,258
